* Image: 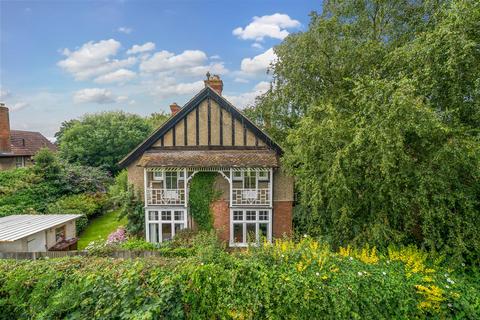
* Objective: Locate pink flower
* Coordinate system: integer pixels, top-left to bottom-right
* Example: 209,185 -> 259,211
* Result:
107,227 -> 127,244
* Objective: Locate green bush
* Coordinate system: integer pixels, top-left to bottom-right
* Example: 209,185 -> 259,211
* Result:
0,150 -> 111,217
0,238 -> 478,319
47,193 -> 107,233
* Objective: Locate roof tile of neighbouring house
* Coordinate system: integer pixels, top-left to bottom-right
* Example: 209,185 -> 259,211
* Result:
9,130 -> 57,156
138,149 -> 279,168
0,214 -> 82,242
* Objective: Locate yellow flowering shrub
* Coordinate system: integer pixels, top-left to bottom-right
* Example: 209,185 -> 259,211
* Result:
339,245 -> 379,264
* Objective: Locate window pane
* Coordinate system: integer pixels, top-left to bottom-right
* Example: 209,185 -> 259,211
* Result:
149,223 -> 159,243
246,223 -> 256,242
244,171 -> 256,189
259,223 -> 268,240
161,211 -> 172,221
246,211 -> 256,221
149,211 -> 159,221
174,211 -> 184,221
233,223 -> 243,243
162,223 -> 172,241
233,210 -> 243,221
259,210 -> 269,221
174,223 -> 183,236
165,172 -> 178,189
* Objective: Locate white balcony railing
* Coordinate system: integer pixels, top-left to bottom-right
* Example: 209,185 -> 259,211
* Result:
232,188 -> 270,206
147,188 -> 185,205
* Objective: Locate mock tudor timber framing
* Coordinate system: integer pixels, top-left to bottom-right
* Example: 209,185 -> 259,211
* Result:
118,86 -> 283,168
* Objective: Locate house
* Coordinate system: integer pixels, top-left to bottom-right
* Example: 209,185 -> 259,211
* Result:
0,214 -> 82,252
119,74 -> 294,247
0,103 -> 57,170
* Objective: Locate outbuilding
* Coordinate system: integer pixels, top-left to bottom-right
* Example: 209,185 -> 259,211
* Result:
0,214 -> 82,252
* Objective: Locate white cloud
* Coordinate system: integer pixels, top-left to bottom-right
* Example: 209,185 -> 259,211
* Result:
117,26 -> 132,34
116,95 -> 129,103
0,88 -> 11,100
233,13 -> 300,42
225,81 -> 270,108
152,80 -> 204,98
210,55 -> 221,60
94,68 -> 136,83
251,42 -> 264,49
240,48 -> 277,75
234,77 -> 249,83
58,39 -> 136,80
140,49 -> 228,76
127,42 -> 156,55
73,88 -> 117,104
11,102 -> 30,111
140,50 -> 207,73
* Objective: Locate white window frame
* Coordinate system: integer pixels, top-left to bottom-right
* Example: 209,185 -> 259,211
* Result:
152,171 -> 164,181
229,208 -> 272,247
145,208 -> 187,243
232,169 -> 269,186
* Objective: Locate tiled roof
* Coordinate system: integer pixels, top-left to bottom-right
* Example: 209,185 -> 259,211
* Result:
8,130 -> 56,156
138,149 -> 279,168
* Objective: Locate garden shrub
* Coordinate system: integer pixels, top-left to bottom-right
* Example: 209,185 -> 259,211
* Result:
1,238 -> 478,319
0,149 -> 111,218
47,193 -> 108,233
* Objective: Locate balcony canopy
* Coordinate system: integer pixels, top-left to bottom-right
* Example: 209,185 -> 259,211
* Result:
138,149 -> 279,168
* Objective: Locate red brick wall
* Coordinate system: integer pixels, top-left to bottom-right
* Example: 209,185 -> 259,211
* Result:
273,201 -> 293,238
211,200 -> 230,242
0,106 -> 11,153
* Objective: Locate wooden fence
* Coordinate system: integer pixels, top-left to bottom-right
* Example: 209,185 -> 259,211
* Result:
0,250 -> 166,260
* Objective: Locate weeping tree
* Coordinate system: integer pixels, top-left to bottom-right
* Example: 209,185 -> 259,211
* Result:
249,0 -> 480,263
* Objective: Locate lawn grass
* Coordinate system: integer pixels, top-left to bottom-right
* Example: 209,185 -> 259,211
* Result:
78,209 -> 127,249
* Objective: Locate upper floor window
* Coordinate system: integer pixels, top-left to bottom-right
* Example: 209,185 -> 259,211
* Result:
232,169 -> 269,189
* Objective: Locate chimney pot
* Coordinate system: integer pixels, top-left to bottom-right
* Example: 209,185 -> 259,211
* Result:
0,105 -> 12,154
204,73 -> 223,95
170,102 -> 181,116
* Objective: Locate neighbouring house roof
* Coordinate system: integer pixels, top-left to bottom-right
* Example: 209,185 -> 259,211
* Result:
0,130 -> 56,157
0,214 -> 82,242
119,86 -> 283,168
138,149 -> 279,168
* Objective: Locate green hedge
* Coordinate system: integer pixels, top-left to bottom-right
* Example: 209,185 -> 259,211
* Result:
0,238 -> 478,319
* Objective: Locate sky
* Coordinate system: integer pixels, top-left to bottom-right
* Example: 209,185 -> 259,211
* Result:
0,0 -> 320,139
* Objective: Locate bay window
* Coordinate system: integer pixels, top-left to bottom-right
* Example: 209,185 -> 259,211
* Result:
230,209 -> 271,246
147,209 -> 187,243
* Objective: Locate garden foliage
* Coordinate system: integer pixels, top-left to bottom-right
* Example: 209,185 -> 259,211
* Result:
188,172 -> 219,231
0,236 -> 478,319
247,0 -> 480,264
0,149 -> 111,218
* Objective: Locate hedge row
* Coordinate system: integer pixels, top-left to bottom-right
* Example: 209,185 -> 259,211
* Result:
0,238 -> 478,319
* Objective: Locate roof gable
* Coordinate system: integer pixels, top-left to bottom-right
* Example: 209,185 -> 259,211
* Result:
119,86 -> 282,168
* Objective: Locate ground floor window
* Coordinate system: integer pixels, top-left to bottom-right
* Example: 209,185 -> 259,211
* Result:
15,156 -> 25,168
230,209 -> 271,246
146,209 -> 187,243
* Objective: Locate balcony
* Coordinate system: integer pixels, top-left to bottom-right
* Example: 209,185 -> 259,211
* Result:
232,188 -> 271,206
146,188 -> 185,206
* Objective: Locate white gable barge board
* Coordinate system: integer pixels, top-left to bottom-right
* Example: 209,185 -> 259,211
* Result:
0,214 -> 82,242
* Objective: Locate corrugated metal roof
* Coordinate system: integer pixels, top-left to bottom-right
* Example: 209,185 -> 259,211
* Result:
0,214 -> 82,242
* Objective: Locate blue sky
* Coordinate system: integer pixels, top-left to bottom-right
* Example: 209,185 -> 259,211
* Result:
0,0 -> 319,139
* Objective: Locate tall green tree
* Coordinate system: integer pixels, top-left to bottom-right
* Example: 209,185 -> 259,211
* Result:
57,111 -> 152,173
251,0 -> 480,263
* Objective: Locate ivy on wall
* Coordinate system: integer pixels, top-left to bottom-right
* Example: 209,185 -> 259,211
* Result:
188,172 -> 220,231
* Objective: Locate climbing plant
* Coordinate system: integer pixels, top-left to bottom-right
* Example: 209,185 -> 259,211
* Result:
188,172 -> 220,231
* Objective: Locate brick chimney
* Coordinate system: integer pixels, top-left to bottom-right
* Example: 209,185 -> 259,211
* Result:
170,102 -> 181,116
204,72 -> 223,95
0,103 -> 12,154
